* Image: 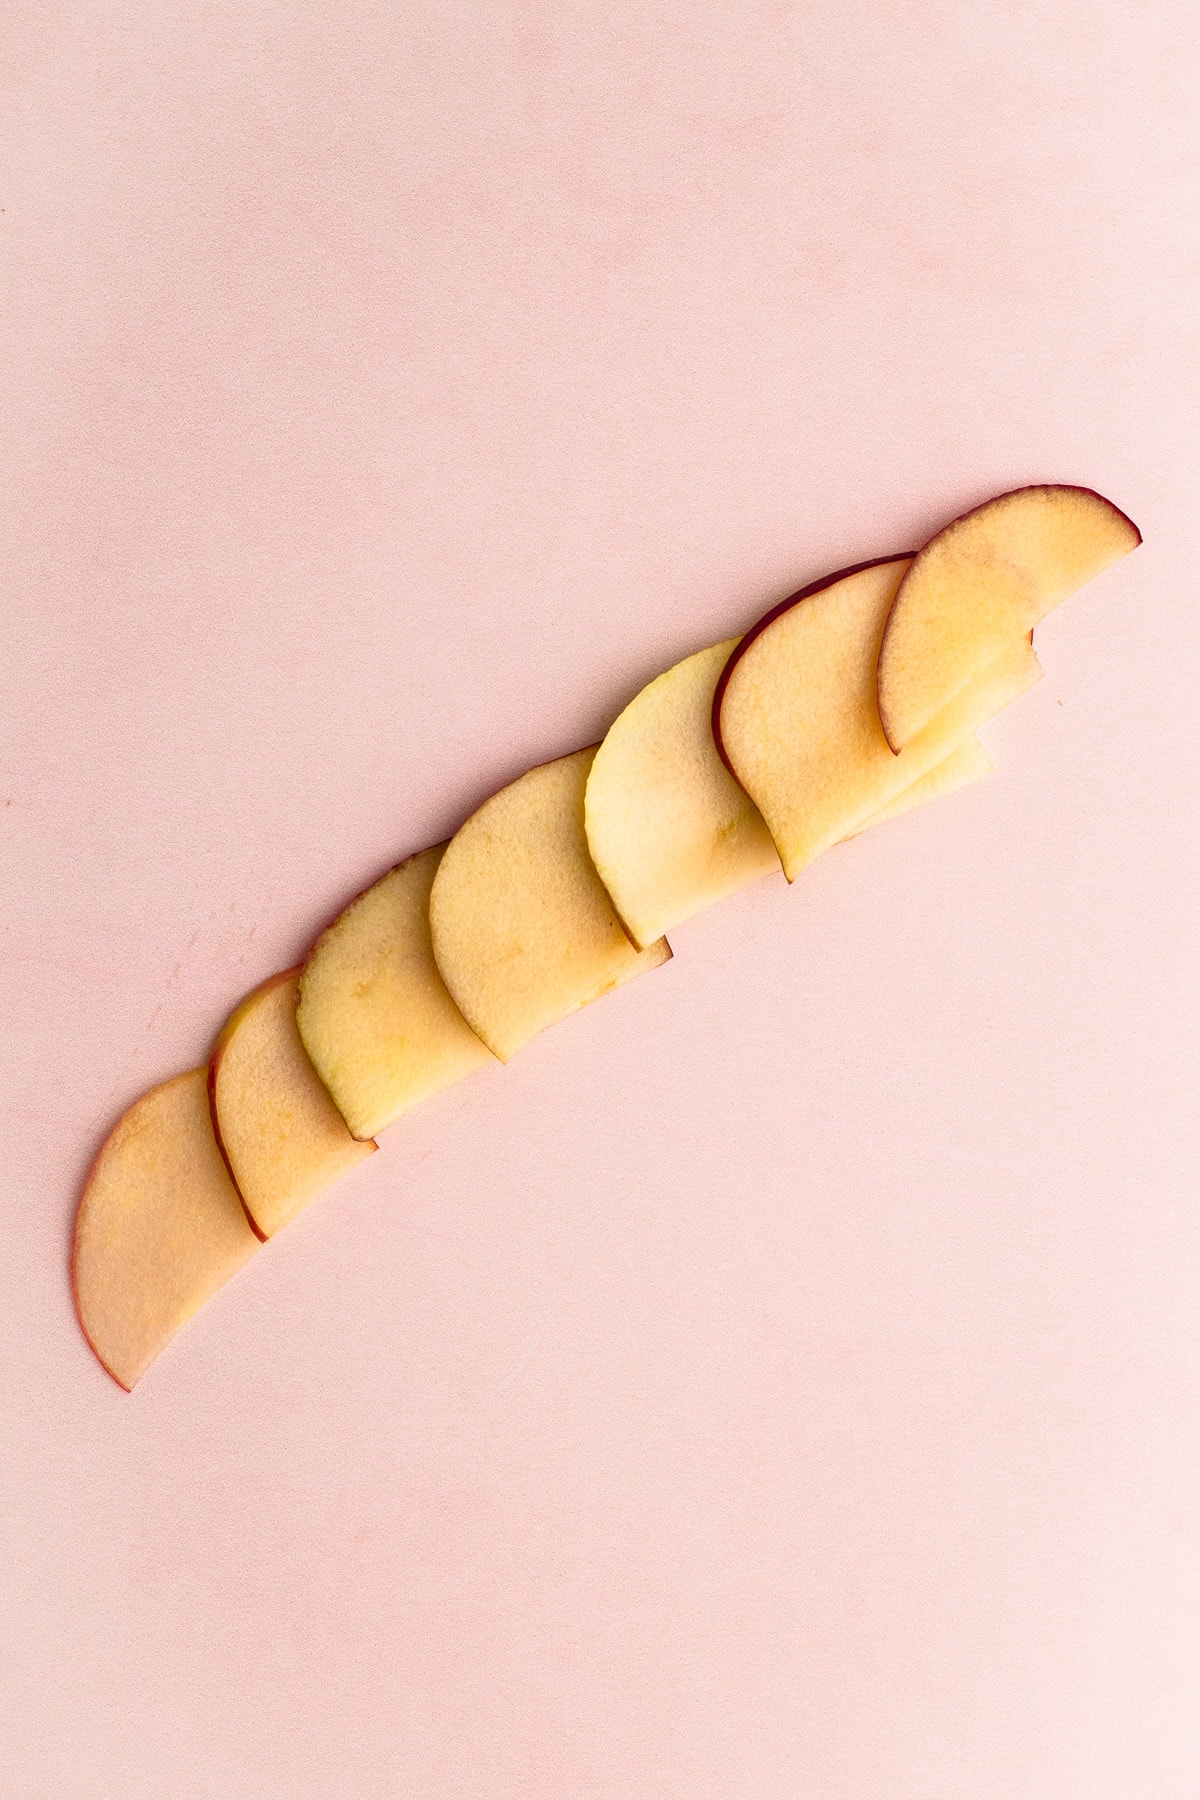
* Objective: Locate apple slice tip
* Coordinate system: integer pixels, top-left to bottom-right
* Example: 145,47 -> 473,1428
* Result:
1033,481 -> 1141,548
69,1226 -> 134,1392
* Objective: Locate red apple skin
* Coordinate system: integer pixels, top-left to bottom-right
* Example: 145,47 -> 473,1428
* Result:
711,553 -> 916,784
70,1127 -> 135,1392
875,484 -> 1141,752
207,966 -> 300,1243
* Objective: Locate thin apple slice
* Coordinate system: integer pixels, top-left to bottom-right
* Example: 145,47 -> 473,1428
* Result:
853,735 -> 991,835
877,485 -> 1139,750
429,748 -> 671,1061
210,969 -> 375,1239
714,556 -> 1042,880
297,846 -> 495,1141
72,1068 -> 260,1389
585,638 -> 782,948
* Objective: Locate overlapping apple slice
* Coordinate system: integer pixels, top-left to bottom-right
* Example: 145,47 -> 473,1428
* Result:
877,485 -> 1140,750
714,556 -> 1042,881
584,639 -> 783,948
210,969 -> 375,1239
429,748 -> 671,1061
297,846 -> 496,1142
72,1069 -> 260,1389
585,634 -> 998,947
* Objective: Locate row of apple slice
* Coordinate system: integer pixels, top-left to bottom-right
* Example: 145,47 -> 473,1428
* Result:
73,485 -> 1140,1388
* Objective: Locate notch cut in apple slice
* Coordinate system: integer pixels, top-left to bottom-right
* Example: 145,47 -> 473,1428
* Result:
714,555 -> 1042,881
72,1068 -> 260,1390
297,846 -> 496,1142
210,969 -> 375,1240
877,484 -> 1140,750
429,747 -> 671,1062
585,638 -> 782,949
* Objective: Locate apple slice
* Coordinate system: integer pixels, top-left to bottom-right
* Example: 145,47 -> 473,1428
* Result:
297,846 -> 495,1141
585,632 -> 989,941
210,968 -> 375,1239
853,735 -> 991,835
877,485 -> 1140,750
429,748 -> 671,1061
585,638 -> 782,948
72,1068 -> 260,1389
714,555 -> 1042,880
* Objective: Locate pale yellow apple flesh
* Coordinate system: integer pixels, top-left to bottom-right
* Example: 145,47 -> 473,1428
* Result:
210,969 -> 375,1239
877,485 -> 1140,750
70,481 -> 1139,1389
715,556 -> 1042,880
72,1069 -> 260,1389
584,638 -> 782,948
297,846 -> 495,1141
586,634 -> 989,941
853,735 -> 991,835
429,748 -> 671,1061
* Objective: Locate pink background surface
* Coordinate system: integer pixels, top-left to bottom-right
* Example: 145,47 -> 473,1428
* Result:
3,4 -> 1199,1794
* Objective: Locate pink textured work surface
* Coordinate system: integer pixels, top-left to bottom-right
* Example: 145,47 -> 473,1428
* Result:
2,4 -> 1199,1794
